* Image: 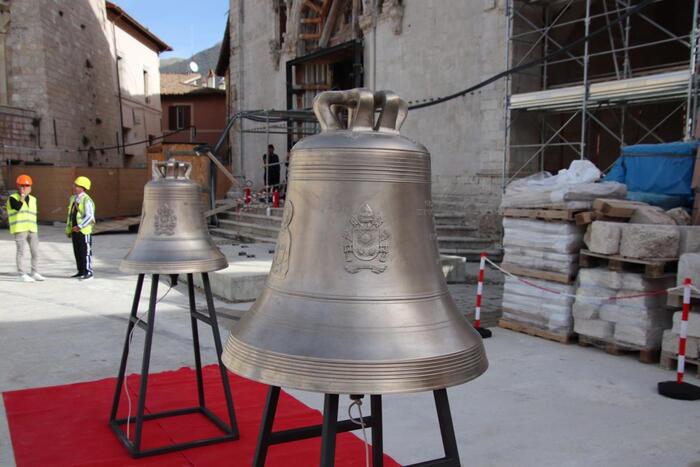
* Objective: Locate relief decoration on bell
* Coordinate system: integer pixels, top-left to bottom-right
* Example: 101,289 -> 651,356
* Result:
343,204 -> 390,274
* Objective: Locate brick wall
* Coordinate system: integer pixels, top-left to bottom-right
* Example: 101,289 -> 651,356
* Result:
4,0 -> 122,167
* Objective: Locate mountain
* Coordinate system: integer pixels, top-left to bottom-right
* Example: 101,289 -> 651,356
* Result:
160,43 -> 222,74
160,57 -> 185,68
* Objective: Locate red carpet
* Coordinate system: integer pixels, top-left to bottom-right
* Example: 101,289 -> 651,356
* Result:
3,366 -> 400,466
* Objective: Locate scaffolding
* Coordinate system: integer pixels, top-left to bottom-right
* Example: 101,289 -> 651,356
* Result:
503,0 -> 700,189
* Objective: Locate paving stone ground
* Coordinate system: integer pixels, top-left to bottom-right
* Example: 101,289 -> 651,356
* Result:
1,226 -> 698,467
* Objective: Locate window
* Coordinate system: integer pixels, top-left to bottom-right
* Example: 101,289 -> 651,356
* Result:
143,69 -> 150,103
278,2 -> 287,45
168,105 -> 191,130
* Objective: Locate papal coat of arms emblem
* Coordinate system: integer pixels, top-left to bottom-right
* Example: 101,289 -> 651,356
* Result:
154,203 -> 177,236
343,204 -> 390,274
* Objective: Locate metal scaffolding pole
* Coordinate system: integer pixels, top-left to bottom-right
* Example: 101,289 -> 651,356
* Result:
503,0 -> 699,189
685,0 -> 700,139
502,0 -> 513,193
579,0 -> 592,159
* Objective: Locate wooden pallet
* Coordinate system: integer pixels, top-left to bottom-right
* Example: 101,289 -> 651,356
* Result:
501,263 -> 575,284
93,216 -> 141,234
666,288 -> 700,308
579,249 -> 678,278
498,317 -> 575,344
574,211 -> 628,226
577,335 -> 659,364
592,198 -> 646,218
659,351 -> 700,378
500,207 -> 589,222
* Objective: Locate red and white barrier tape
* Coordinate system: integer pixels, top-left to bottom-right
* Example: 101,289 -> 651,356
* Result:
482,256 -> 696,302
476,256 -> 700,380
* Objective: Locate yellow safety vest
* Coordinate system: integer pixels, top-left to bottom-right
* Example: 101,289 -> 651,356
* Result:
66,194 -> 95,235
7,193 -> 38,234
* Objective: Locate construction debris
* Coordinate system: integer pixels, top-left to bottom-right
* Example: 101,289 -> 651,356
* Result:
500,161 -> 626,210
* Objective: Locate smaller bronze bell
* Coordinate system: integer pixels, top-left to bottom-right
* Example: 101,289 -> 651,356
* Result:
121,160 -> 228,274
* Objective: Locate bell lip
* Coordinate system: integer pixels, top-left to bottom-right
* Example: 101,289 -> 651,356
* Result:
222,335 -> 488,395
223,356 -> 489,395
119,258 -> 228,274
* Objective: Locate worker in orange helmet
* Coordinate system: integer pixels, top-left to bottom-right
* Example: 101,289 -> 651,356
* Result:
6,174 -> 45,282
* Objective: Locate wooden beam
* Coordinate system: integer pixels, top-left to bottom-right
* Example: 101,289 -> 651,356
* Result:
201,151 -> 240,188
300,33 -> 321,40
320,0 -> 333,17
300,17 -> 322,24
204,202 -> 238,218
318,0 -> 345,48
304,0 -> 322,14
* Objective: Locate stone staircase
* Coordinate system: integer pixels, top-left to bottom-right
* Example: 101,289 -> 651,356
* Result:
433,213 -> 501,261
209,204 -> 282,243
210,201 -> 502,261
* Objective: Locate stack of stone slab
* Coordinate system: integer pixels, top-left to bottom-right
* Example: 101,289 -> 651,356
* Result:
662,252 -> 700,371
585,221 -> 681,259
573,268 -> 674,348
501,217 -> 584,336
575,216 -> 700,350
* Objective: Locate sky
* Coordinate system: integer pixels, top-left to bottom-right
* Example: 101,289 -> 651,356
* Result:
114,0 -> 229,60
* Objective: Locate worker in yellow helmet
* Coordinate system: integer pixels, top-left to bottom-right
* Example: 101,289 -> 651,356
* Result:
6,174 -> 45,282
66,176 -> 96,280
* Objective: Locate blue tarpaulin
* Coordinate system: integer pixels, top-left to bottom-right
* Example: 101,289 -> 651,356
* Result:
605,141 -> 698,206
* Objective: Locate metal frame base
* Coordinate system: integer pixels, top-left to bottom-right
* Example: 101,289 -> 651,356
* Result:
108,273 -> 239,458
253,386 -> 460,467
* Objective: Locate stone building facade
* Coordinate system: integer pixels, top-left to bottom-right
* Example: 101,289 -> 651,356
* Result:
218,0 -> 507,234
0,0 -> 169,169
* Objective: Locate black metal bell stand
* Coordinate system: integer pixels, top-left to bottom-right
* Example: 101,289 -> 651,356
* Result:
253,386 -> 460,467
109,273 -> 239,458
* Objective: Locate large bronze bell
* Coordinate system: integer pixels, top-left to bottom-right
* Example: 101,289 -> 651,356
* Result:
222,89 -> 487,395
121,160 -> 228,274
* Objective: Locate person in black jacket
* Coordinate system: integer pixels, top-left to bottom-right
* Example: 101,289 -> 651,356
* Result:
262,144 -> 280,193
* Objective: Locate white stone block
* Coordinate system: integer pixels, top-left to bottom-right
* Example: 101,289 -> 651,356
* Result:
619,224 -> 679,259
629,205 -> 676,225
667,207 -> 691,225
584,221 -> 623,255
678,226 -> 700,254
662,330 -> 700,359
599,304 -> 670,328
614,324 -> 665,348
574,318 -> 614,340
671,310 -> 700,338
678,253 -> 700,287
572,302 -> 598,319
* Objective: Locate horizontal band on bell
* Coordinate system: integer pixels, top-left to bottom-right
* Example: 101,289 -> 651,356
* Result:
120,257 -> 228,274
290,152 -> 430,183
266,284 -> 450,303
144,193 -> 202,200
223,336 -> 488,394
